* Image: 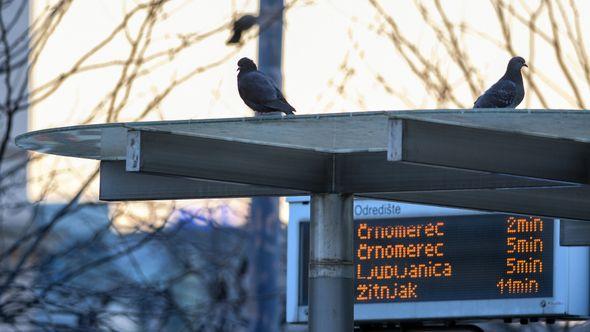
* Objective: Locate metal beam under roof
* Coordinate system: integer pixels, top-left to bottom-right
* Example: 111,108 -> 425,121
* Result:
99,161 -> 304,201
388,118 -> 590,186
15,110 -> 590,221
123,127 -> 572,195
366,185 -> 590,221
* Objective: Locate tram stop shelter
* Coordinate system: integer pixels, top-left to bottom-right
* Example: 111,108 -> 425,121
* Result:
16,110 -> 590,332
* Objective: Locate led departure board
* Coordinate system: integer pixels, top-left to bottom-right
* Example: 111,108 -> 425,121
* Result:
299,214 -> 553,305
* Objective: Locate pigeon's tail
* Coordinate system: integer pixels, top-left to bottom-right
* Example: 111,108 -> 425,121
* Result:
264,99 -> 296,115
473,97 -> 482,108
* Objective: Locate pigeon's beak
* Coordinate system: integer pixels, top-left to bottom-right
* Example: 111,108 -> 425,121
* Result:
523,63 -> 528,68
237,67 -> 240,72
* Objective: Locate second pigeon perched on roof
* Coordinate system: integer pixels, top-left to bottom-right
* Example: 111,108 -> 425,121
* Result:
474,56 -> 527,108
237,57 -> 296,115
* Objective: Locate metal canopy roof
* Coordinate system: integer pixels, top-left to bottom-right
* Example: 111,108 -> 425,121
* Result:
16,110 -> 590,220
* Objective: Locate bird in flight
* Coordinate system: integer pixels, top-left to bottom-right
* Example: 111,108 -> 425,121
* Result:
474,56 -> 527,108
237,57 -> 296,115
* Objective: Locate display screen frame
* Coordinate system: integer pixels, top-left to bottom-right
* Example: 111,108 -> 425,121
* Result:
298,214 -> 554,307
285,198 -> 589,323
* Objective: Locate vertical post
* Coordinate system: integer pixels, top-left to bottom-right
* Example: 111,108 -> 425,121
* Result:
249,2 -> 284,331
257,0 -> 283,86
309,194 -> 354,332
249,197 -> 280,331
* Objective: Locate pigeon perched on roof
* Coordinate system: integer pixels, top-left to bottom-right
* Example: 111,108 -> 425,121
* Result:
237,57 -> 296,115
227,15 -> 258,44
474,56 -> 527,108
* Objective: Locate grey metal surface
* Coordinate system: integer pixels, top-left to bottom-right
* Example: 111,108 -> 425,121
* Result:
15,112 -> 393,159
99,161 -> 303,201
560,220 -> 590,246
15,110 -> 590,221
388,118 -> 590,185
390,109 -> 590,142
126,129 -> 332,192
308,277 -> 353,331
336,151 -> 565,193
367,185 -> 590,221
17,110 -> 590,160
123,128 -> 566,195
309,194 -> 354,332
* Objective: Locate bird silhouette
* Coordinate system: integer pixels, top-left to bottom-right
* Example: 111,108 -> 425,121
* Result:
474,56 -> 527,108
227,15 -> 257,45
237,57 -> 296,115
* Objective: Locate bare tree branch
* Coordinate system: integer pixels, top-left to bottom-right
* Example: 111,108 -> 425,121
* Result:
544,0 -> 585,109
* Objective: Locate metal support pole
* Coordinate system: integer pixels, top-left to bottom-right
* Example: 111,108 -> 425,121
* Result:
258,0 -> 283,86
309,193 -> 354,332
250,1 -> 284,331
